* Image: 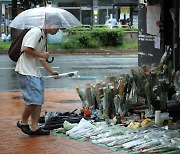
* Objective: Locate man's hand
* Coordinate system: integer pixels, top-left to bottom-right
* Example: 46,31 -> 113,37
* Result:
41,52 -> 49,59
23,47 -> 50,59
68,73 -> 75,77
51,71 -> 60,79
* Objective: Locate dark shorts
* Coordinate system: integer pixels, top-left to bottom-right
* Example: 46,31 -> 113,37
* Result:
17,73 -> 44,105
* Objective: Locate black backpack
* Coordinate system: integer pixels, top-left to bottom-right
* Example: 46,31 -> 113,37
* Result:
8,29 -> 54,63
8,29 -> 29,62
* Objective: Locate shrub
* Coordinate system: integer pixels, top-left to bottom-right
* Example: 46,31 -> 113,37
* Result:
0,27 -> 137,50
67,27 -> 90,34
62,28 -> 125,48
62,32 -> 100,49
92,28 -> 124,46
0,42 -> 11,50
61,37 -> 80,49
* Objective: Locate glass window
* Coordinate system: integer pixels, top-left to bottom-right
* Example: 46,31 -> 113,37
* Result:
81,0 -> 92,7
98,0 -> 114,6
82,10 -> 92,25
99,9 -> 113,24
68,9 -> 80,21
58,1 -> 80,7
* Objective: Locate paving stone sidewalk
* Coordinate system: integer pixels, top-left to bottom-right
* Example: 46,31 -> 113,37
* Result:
0,91 -> 126,154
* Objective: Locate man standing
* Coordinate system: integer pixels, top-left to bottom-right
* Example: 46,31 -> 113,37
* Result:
16,17 -> 60,135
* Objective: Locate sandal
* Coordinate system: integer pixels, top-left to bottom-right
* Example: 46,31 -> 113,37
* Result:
17,121 -> 33,135
31,127 -> 50,135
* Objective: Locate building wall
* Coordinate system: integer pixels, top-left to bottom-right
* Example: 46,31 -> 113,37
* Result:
138,3 -> 164,66
138,0 -> 180,69
0,0 -> 138,40
56,0 -> 138,26
0,1 -> 11,38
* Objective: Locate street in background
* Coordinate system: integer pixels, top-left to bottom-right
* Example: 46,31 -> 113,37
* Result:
0,54 -> 138,92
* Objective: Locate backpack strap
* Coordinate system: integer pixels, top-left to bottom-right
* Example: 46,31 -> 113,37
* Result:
39,29 -> 44,42
39,29 -> 54,63
21,29 -> 43,56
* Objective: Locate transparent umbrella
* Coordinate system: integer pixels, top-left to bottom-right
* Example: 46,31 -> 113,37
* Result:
9,6 -> 82,63
9,6 -> 82,29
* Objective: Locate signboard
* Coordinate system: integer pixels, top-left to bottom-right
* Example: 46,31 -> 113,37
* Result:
93,10 -> 98,15
93,6 -> 98,10
121,7 -> 130,14
93,6 -> 98,15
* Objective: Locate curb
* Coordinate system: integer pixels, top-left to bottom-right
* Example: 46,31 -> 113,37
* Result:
0,50 -> 7,54
0,49 -> 138,55
47,48 -> 138,55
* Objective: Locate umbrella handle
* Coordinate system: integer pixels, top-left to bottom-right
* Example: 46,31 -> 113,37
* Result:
46,57 -> 54,63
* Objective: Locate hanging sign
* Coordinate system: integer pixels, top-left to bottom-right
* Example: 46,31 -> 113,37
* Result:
121,7 -> 130,14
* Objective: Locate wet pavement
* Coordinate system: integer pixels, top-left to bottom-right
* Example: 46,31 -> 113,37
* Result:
0,91 -> 126,154
0,53 -> 135,153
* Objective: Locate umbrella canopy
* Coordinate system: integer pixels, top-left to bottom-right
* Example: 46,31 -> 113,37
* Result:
105,18 -> 117,26
9,6 -> 82,30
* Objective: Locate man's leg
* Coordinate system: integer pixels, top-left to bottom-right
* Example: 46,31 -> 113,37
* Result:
30,105 -> 50,135
17,104 -> 36,135
31,105 -> 42,131
21,104 -> 36,125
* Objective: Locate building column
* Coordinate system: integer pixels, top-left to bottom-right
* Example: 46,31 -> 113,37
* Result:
93,0 -> 99,25
11,0 -> 17,40
173,0 -> 179,70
